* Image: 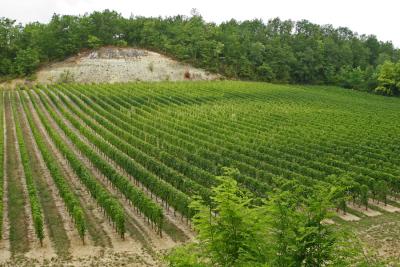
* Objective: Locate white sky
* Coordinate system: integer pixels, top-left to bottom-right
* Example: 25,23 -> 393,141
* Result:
2,0 -> 399,47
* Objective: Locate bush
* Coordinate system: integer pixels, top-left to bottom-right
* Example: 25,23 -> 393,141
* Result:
57,70 -> 75,83
257,63 -> 275,82
87,35 -> 102,49
375,61 -> 400,96
166,168 -> 363,267
13,48 -> 40,75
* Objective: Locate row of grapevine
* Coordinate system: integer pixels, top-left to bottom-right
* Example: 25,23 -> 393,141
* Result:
55,86 -> 270,196
40,89 -> 194,218
108,85 -> 399,195
79,83 -> 399,204
36,91 -> 164,234
10,93 -> 44,245
25,92 -> 126,238
53,90 -> 213,200
18,92 -> 87,242
32,81 -> 400,218
67,86 -> 313,187
58,89 -> 270,195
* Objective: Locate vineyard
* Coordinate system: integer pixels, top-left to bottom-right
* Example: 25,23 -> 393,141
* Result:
0,81 -> 400,265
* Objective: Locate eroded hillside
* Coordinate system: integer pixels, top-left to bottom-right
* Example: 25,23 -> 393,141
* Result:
35,47 -> 220,84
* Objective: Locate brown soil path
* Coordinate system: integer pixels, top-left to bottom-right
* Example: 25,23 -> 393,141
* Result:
347,203 -> 381,217
336,210 -> 360,221
368,199 -> 400,213
0,92 -> 11,263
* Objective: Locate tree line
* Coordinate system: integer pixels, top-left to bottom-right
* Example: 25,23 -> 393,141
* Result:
1,10 -> 400,95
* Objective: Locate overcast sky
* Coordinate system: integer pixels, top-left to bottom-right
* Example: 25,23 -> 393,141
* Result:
2,0 -> 399,47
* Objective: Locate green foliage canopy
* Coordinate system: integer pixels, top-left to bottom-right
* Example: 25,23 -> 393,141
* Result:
166,168 -> 363,267
1,11 -> 399,95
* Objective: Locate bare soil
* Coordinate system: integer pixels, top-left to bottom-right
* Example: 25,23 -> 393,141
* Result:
321,219 -> 335,225
336,210 -> 361,221
358,220 -> 400,265
347,203 -> 382,217
36,47 -> 220,84
0,93 -> 11,264
368,199 -> 400,213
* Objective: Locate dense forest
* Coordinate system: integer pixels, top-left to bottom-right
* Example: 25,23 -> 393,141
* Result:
1,10 -> 400,95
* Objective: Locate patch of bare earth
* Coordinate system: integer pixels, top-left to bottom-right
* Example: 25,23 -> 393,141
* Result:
0,93 -> 11,264
347,203 -> 381,217
358,221 -> 400,264
36,46 -> 220,84
368,199 -> 400,213
321,219 -> 335,225
389,196 -> 400,203
336,210 -> 360,221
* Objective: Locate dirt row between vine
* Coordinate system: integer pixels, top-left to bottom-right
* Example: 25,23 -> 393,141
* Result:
0,93 -> 11,263
24,91 -> 159,266
48,89 -> 195,241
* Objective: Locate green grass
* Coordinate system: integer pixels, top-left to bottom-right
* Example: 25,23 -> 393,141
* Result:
4,93 -> 30,255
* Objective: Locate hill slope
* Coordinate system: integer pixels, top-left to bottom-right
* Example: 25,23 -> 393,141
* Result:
35,47 -> 220,84
1,81 -> 399,265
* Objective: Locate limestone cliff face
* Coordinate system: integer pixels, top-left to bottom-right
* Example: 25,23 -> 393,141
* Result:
36,47 -> 220,84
